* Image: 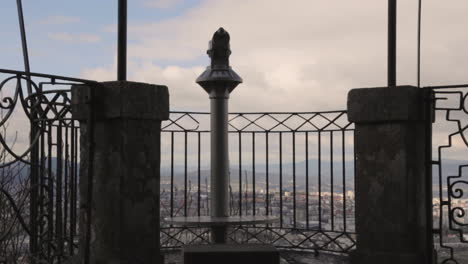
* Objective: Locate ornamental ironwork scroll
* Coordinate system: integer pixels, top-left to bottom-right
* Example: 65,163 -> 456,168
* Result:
430,86 -> 468,264
0,69 -> 94,263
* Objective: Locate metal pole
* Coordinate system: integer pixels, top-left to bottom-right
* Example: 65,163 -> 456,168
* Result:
210,88 -> 230,243
417,0 -> 422,88
196,28 -> 242,244
16,2 -> 37,263
16,0 -> 32,94
117,0 -> 127,81
388,0 -> 397,87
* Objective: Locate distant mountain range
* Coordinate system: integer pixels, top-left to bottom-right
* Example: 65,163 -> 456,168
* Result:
161,158 -> 468,193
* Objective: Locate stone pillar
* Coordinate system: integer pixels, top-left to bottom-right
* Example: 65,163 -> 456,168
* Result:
347,86 -> 433,264
72,81 -> 169,264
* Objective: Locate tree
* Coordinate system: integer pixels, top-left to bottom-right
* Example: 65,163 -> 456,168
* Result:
0,112 -> 29,263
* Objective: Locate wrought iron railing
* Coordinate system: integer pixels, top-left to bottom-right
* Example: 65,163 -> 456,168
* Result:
0,69 -> 96,263
159,111 -> 357,253
3,73 -> 468,263
0,69 -> 357,263
426,85 -> 468,264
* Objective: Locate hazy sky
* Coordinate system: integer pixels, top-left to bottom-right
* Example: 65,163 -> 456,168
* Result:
1,0 -> 468,113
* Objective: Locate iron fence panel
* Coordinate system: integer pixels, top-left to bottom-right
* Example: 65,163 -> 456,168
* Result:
427,85 -> 468,264
160,111 -> 356,254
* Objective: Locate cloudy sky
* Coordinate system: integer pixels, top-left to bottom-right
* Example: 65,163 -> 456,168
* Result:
1,0 -> 468,113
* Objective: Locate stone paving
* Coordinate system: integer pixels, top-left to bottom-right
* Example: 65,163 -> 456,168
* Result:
163,249 -> 350,264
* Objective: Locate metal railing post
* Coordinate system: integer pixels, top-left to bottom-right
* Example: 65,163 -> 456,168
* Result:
388,0 -> 397,87
117,0 -> 127,81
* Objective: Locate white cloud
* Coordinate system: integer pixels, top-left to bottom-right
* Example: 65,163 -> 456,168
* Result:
82,0 -> 468,113
48,33 -> 101,44
143,0 -> 182,9
39,15 -> 81,25
81,61 -> 207,110
81,66 -> 116,81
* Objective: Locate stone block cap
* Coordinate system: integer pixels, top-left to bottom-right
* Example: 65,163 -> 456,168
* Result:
347,85 -> 426,123
71,81 -> 169,121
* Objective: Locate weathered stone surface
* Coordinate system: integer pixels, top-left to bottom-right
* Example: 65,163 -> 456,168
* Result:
352,123 -> 428,262
71,81 -> 169,121
78,124 -> 88,261
347,86 -> 425,123
348,86 -> 431,264
62,253 -> 81,264
74,81 -> 169,264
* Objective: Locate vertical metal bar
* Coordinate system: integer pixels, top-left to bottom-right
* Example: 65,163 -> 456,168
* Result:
292,132 -> 296,228
56,124 -> 64,259
73,126 -> 79,244
16,0 -> 32,94
198,132 -> 201,217
353,131 -> 357,232
252,132 -> 256,216
170,132 -> 174,217
318,131 -> 322,230
437,146 -> 444,257
417,0 -> 422,88
47,123 -> 53,258
305,132 -> 309,229
206,177 -> 209,216
238,132 -> 242,216
245,171 -> 248,216
39,121 -> 45,250
70,122 -> 76,254
388,0 -> 397,87
118,0 -> 127,81
184,132 -> 188,217
265,132 -> 269,216
342,130 -> 347,232
279,132 -> 283,228
19,0 -> 38,252
330,131 -> 334,231
29,122 -> 38,261
64,125 -> 69,252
